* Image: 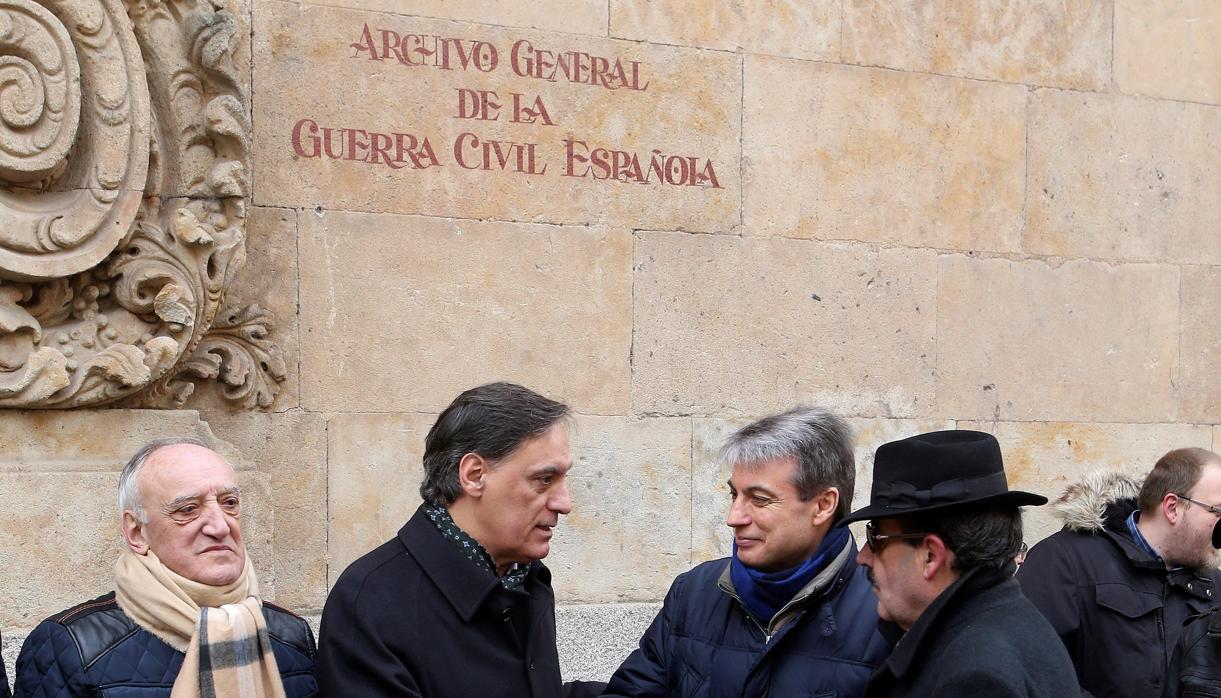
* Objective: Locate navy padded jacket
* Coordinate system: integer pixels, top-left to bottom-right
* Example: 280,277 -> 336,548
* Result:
604,550 -> 891,697
13,592 -> 317,698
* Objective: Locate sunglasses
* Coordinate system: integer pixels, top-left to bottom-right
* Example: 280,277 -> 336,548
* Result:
864,521 -> 931,551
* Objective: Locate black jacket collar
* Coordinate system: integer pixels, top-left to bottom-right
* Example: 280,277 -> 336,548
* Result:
1102,499 -> 1219,600
397,505 -> 550,623
882,565 -> 1012,679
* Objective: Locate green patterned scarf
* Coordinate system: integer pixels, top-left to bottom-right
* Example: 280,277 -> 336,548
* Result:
424,504 -> 529,592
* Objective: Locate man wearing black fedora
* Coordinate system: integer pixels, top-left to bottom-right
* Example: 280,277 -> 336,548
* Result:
843,429 -> 1078,697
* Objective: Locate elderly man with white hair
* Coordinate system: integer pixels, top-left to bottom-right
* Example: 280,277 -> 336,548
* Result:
14,437 -> 317,697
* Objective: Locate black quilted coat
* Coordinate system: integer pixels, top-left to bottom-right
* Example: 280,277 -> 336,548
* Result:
12,593 -> 318,698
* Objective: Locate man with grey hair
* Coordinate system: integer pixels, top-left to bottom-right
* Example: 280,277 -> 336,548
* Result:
603,406 -> 891,697
14,437 -> 317,697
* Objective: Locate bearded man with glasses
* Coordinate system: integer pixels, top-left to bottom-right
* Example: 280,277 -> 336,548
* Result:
1019,447 -> 1221,698
845,430 -> 1077,698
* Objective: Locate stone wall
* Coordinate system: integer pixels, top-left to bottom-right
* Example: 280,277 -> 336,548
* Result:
2,0 -> 1220,683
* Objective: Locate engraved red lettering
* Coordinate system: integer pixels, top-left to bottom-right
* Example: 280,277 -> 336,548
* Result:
291,118 -> 319,158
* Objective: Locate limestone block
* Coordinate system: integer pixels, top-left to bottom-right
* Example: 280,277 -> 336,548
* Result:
3,630 -> 17,691
0,410 -> 212,471
299,211 -> 631,414
207,411 -> 328,611
1180,266 -> 1221,422
296,0 -> 608,36
842,0 -> 1110,90
253,1 -> 738,232
691,417 -> 954,563
556,602 -> 661,682
327,412 -> 432,587
549,417 -> 692,603
610,0 -> 839,61
1026,89 -> 1221,264
936,255 -> 1181,423
958,421 -> 1214,543
743,57 -> 1025,251
1116,0 -> 1221,105
182,207 -> 300,415
632,232 -> 937,418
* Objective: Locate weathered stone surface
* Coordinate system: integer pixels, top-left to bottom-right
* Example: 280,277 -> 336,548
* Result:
610,0 -> 840,61
936,256 -> 1180,423
549,417 -> 692,602
299,211 -> 631,414
208,410 -> 328,611
633,232 -> 937,418
326,412 -> 432,587
692,417 -> 954,562
959,420 -> 1214,542
1115,0 -> 1221,105
556,603 -> 660,682
181,207 -> 299,414
1180,266 -> 1221,422
1027,90 -> 1221,264
0,410 -> 213,471
253,2 -> 738,231
743,57 -> 1025,251
299,0 -> 608,36
842,0 -> 1110,90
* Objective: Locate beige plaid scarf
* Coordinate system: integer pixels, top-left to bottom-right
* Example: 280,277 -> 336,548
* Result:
114,549 -> 287,698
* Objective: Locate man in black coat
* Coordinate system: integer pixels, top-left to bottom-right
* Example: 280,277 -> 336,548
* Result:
317,382 -> 602,698
843,430 -> 1079,698
1163,518 -> 1221,697
1019,449 -> 1221,698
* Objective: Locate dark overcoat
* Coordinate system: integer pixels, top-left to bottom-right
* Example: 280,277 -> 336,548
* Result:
316,506 -> 602,698
1018,495 -> 1221,697
602,537 -> 890,697
1162,604 -> 1221,698
12,594 -> 317,698
864,566 -> 1079,698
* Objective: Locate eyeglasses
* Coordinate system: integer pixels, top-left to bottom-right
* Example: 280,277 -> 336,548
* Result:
1174,494 -> 1221,516
864,521 -> 931,551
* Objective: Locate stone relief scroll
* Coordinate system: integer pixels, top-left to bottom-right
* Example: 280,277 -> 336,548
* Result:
0,0 -> 283,409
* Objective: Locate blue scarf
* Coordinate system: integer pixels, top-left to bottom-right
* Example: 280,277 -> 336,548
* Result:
730,526 -> 849,624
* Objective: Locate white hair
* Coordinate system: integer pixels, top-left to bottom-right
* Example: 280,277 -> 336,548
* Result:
117,436 -> 211,523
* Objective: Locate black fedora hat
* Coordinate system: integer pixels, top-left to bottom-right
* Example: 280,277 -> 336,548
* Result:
840,430 -> 1047,525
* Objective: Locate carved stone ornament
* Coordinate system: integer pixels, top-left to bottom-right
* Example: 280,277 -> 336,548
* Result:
0,0 -> 284,408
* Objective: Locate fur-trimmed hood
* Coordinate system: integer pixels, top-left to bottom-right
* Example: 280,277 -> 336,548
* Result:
1051,470 -> 1142,533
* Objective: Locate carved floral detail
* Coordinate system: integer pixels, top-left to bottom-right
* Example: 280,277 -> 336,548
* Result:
0,0 -> 282,409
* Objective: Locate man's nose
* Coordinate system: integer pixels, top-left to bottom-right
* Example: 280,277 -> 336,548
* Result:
726,497 -> 749,528
199,502 -> 232,538
550,479 -> 572,515
857,543 -> 875,567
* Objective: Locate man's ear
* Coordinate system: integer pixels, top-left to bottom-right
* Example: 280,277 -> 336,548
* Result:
811,487 -> 839,527
457,452 -> 489,499
919,534 -> 953,581
1162,493 -> 1182,525
122,511 -> 149,555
